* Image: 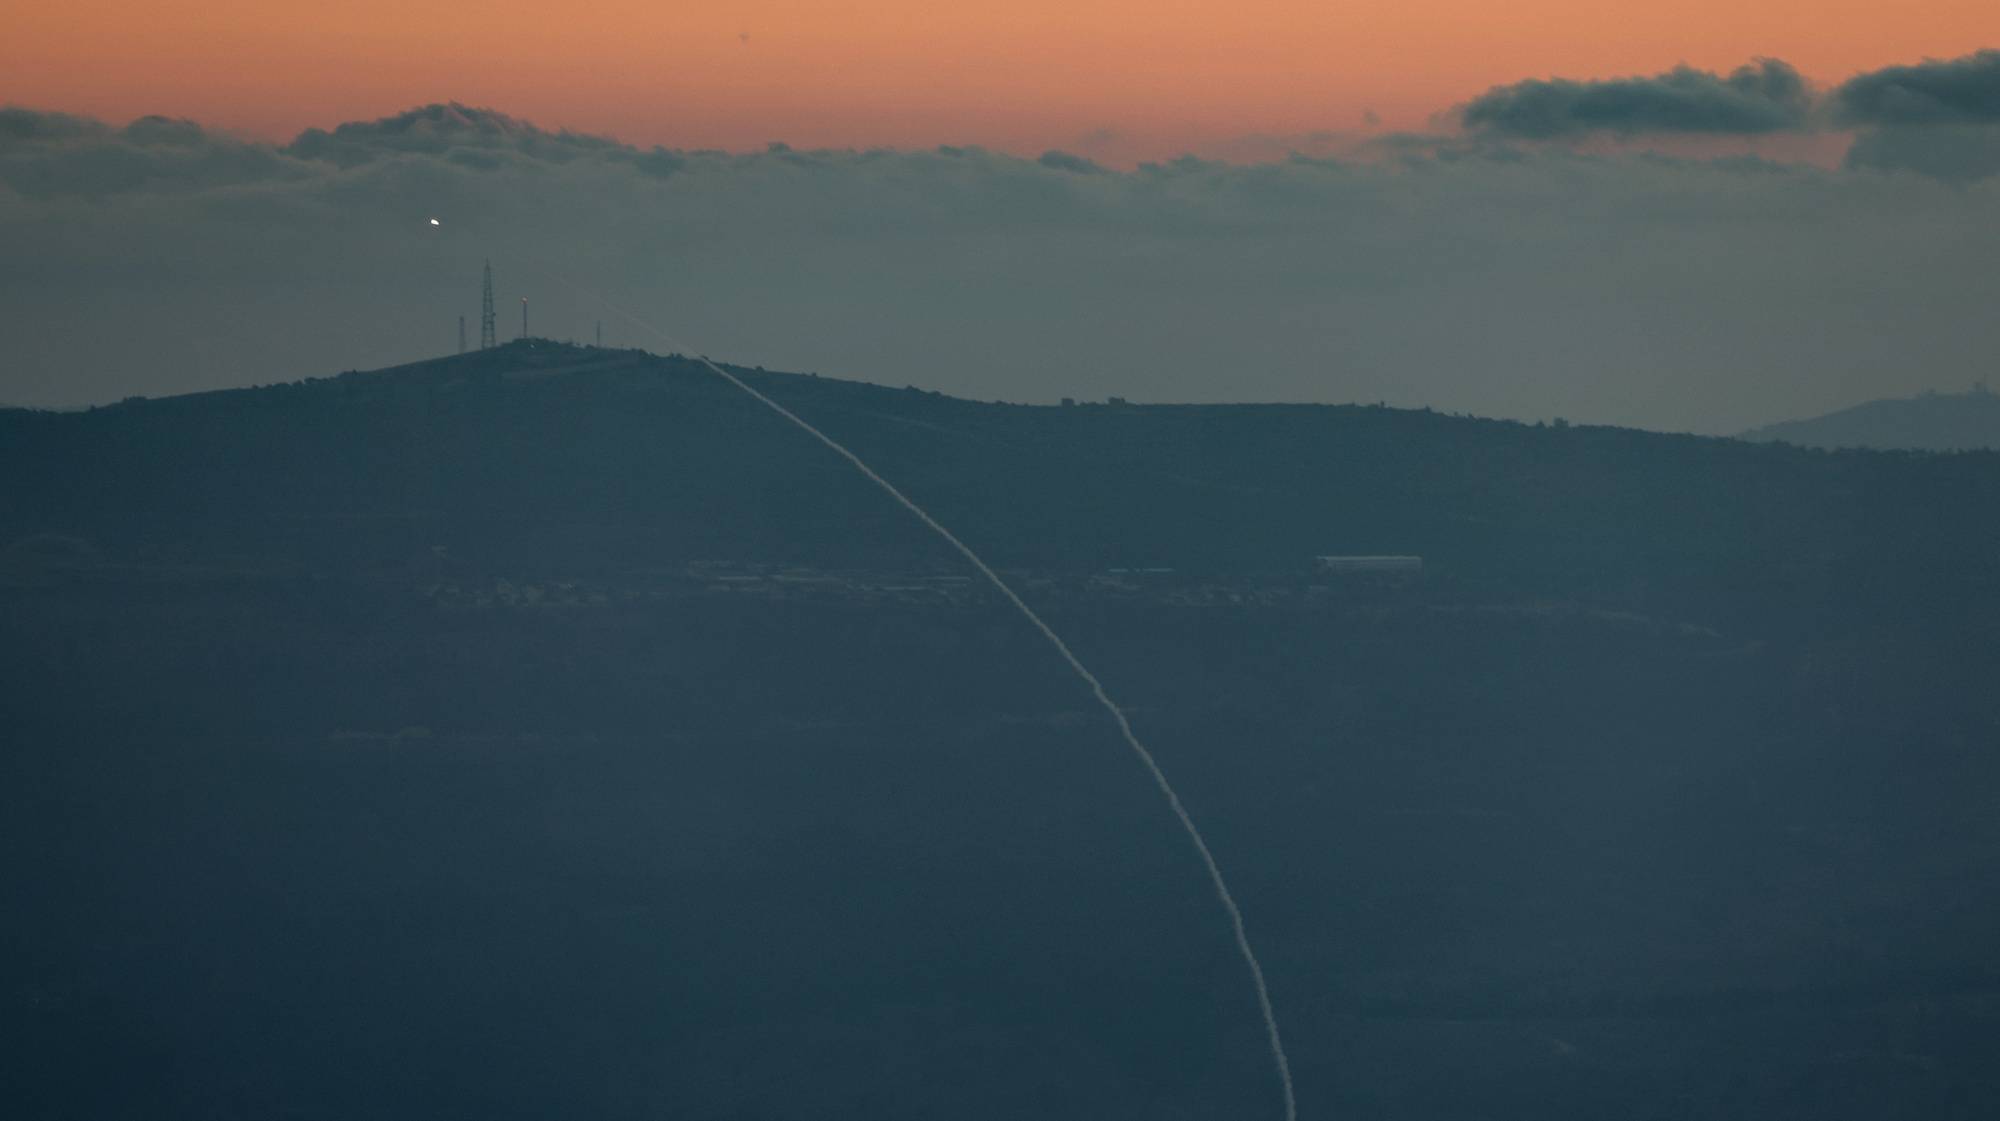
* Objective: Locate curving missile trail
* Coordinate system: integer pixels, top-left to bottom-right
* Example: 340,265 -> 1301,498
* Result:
556,276 -> 1300,1121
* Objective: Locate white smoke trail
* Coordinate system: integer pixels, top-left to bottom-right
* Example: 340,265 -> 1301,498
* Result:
557,279 -> 1298,1121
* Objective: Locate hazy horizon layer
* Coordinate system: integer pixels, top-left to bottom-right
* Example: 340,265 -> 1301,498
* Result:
5,48 -> 2000,433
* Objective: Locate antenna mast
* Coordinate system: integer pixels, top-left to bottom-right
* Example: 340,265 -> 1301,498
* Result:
479,261 -> 497,349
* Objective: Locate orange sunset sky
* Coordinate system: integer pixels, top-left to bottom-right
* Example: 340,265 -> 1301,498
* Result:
8,0 -> 2000,157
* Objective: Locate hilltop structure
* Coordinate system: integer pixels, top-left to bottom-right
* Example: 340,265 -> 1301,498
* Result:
479,261 -> 497,350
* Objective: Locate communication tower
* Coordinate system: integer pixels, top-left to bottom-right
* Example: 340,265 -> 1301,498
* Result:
479,261 -> 497,349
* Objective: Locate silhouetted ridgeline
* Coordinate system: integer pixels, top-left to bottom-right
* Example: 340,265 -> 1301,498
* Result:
4,340 -> 1998,638
5,342 -> 2000,1120
1743,385 -> 2000,451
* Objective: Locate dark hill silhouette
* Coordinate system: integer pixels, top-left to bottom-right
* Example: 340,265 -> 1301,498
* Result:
1743,384 -> 2000,451
5,341 -> 2000,1120
5,339 -> 1998,638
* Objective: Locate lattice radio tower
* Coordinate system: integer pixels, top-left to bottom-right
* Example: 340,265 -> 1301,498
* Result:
479,260 -> 497,349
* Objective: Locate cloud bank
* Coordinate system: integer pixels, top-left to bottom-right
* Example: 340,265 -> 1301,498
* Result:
3,72 -> 1997,434
1449,50 -> 2000,183
1829,51 -> 2000,180
1831,50 -> 2000,126
1459,60 -> 1812,138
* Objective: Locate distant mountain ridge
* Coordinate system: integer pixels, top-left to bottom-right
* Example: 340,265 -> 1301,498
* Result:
1742,384 -> 2000,451
5,338 -> 2000,642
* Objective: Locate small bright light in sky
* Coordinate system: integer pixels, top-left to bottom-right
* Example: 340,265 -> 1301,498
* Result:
428,218 -> 441,226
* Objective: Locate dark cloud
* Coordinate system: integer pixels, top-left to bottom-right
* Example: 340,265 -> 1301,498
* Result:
1461,59 -> 1812,138
285,102 -> 622,168
0,106 -> 109,147
0,106 -> 298,198
1832,50 -> 2000,126
1036,150 -> 1103,174
0,102 -> 681,198
1829,51 -> 2000,182
122,115 -> 210,146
